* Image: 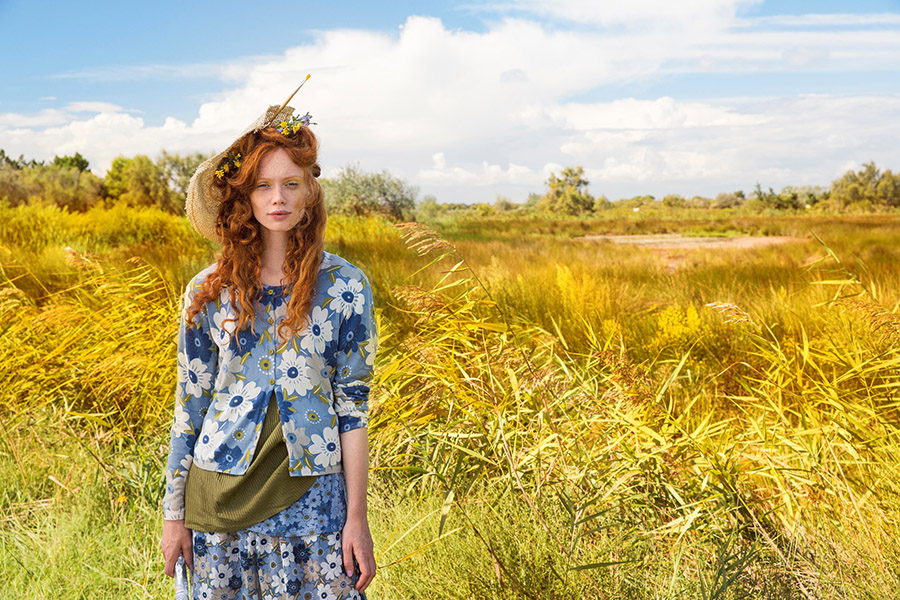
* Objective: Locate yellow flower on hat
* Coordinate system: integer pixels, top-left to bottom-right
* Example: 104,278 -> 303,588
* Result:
215,169 -> 224,178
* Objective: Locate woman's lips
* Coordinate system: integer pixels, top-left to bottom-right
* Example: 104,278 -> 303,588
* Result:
269,211 -> 291,220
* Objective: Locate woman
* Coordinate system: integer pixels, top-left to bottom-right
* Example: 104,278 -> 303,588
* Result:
160,89 -> 377,599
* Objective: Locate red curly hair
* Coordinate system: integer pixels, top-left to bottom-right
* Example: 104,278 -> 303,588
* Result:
185,125 -> 326,348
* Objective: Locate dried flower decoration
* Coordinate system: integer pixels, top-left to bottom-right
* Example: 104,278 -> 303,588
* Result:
215,74 -> 313,180
214,152 -> 242,180
277,112 -> 315,136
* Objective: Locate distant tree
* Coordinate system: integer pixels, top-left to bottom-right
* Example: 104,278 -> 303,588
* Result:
0,149 -> 43,169
493,194 -> 517,212
473,202 -> 493,217
783,185 -> 826,208
876,170 -> 900,207
323,163 -> 417,221
616,195 -> 656,211
157,151 -> 211,199
711,192 -> 742,209
829,162 -> 900,209
592,195 -> 612,211
0,165 -> 27,205
105,155 -> 179,212
417,194 -> 441,220
104,157 -> 127,200
750,182 -> 802,210
662,194 -> 686,208
52,152 -> 90,172
18,164 -> 104,211
538,166 -> 594,215
688,196 -> 712,209
0,149 -> 17,169
525,192 -> 541,207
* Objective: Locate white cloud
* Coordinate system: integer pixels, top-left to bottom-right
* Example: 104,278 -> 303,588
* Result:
0,109 -> 70,128
65,101 -> 127,114
1,9 -> 898,202
419,152 -> 538,185
735,13 -> 900,28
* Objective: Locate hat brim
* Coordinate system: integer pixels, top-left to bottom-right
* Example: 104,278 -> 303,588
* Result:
186,104 -> 297,244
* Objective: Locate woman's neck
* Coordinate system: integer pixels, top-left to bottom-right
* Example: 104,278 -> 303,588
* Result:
260,230 -> 290,286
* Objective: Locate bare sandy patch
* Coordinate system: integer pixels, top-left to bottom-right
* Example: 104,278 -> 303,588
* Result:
577,233 -> 808,272
578,233 -> 807,249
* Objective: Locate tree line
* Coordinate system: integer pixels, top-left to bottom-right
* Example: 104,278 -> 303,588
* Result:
521,163 -> 900,216
0,150 -> 417,221
1,148 -> 897,219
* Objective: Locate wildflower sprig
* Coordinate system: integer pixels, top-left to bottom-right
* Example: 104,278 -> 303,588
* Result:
276,112 -> 315,136
214,152 -> 242,180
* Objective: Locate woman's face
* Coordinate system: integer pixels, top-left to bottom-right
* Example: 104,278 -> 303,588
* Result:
249,147 -> 309,235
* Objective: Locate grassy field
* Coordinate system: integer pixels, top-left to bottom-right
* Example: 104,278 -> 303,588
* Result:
1,201 -> 899,599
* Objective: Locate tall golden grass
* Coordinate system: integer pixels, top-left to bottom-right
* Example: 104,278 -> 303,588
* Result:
1,203 -> 899,598
369,222 -> 900,597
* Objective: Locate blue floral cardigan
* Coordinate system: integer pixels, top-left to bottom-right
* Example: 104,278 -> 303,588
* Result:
163,251 -> 377,521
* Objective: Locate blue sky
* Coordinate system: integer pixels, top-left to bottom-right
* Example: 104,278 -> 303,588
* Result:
1,0 -> 899,203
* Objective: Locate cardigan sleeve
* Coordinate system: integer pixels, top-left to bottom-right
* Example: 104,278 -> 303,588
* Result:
162,277 -> 218,521
332,272 -> 378,433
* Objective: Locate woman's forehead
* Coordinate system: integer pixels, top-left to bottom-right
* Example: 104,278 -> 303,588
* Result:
257,147 -> 305,178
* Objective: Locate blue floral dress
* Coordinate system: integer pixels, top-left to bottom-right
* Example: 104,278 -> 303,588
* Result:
190,473 -> 367,599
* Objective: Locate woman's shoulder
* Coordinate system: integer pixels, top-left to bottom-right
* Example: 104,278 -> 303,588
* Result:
321,251 -> 370,283
186,262 -> 219,292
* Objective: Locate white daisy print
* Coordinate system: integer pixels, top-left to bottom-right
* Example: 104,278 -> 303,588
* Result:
278,349 -> 313,395
333,395 -> 360,418
322,551 -> 343,579
364,336 -> 377,368
177,350 -> 212,398
310,428 -> 340,468
209,562 -> 234,589
281,420 -> 310,446
300,306 -> 334,354
195,422 -> 228,456
316,582 -> 338,600
327,277 -> 364,318
210,306 -> 237,349
213,380 -> 261,422
172,402 -> 192,435
172,455 -> 193,479
215,350 -> 243,390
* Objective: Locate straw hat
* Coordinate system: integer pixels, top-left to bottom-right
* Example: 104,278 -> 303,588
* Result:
185,78 -> 311,244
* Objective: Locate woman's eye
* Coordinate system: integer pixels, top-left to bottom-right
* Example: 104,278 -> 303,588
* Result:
286,181 -> 299,188
257,182 -> 270,188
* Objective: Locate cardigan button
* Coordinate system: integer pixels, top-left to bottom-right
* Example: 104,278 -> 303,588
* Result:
269,378 -> 275,385
267,289 -> 274,295
268,349 -> 274,355
268,318 -> 274,324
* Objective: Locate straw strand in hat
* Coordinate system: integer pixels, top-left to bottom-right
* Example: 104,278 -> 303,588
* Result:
185,76 -> 313,244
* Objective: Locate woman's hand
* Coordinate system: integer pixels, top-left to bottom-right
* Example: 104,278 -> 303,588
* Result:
342,514 -> 376,593
161,519 -> 194,577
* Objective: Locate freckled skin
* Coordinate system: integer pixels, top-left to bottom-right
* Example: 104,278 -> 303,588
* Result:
249,148 -> 309,234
